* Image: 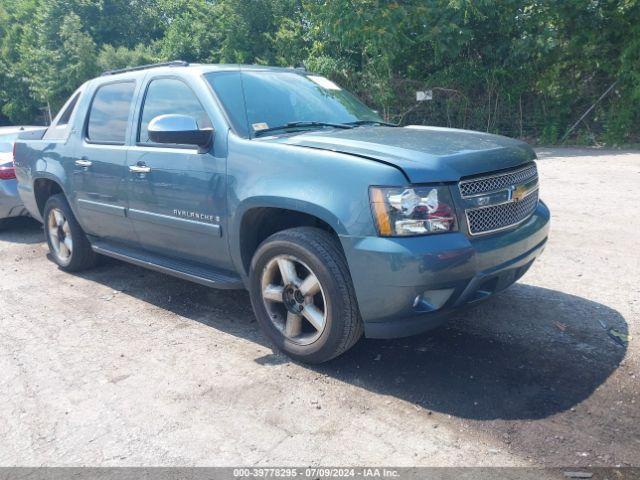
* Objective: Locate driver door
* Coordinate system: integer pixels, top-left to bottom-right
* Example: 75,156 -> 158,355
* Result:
125,76 -> 228,268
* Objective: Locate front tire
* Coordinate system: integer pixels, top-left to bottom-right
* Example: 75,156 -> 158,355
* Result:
43,194 -> 97,271
249,227 -> 363,364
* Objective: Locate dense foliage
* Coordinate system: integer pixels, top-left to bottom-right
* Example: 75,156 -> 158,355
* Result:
0,0 -> 638,144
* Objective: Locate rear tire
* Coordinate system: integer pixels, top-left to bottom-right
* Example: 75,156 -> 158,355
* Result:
43,194 -> 97,271
249,227 -> 363,364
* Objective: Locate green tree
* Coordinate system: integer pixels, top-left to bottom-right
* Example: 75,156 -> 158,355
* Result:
98,44 -> 160,72
0,0 -> 637,142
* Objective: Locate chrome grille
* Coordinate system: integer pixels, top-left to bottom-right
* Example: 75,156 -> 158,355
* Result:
466,189 -> 539,235
459,163 -> 538,198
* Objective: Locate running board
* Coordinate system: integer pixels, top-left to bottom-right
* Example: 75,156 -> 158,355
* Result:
91,241 -> 244,290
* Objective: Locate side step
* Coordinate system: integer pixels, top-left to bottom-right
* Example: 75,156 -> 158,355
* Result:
91,241 -> 244,290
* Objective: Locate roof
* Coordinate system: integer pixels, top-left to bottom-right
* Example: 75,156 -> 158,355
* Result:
99,60 -> 307,80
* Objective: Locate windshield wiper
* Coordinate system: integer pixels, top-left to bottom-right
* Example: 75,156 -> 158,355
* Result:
343,120 -> 399,127
254,121 -> 353,137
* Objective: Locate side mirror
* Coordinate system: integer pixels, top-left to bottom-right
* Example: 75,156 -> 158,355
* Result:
148,114 -> 213,152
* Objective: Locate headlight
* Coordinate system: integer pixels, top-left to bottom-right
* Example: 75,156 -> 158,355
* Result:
369,186 -> 458,236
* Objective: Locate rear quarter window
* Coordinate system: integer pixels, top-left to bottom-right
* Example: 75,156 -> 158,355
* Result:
57,93 -> 80,125
86,81 -> 136,144
43,90 -> 82,141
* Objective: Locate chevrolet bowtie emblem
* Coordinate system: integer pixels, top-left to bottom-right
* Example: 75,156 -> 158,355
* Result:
511,184 -> 528,202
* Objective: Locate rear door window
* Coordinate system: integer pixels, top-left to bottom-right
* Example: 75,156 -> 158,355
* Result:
86,82 -> 136,144
138,78 -> 211,144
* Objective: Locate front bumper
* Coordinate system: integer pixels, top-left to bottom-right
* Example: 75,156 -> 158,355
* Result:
0,178 -> 29,219
340,200 -> 550,338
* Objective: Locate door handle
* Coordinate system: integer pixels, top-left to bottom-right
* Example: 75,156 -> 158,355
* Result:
129,164 -> 151,174
75,159 -> 92,167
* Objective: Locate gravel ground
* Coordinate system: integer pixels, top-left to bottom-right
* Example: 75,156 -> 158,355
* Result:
0,147 -> 638,467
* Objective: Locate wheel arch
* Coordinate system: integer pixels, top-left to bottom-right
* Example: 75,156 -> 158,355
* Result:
33,175 -> 67,217
233,198 -> 347,278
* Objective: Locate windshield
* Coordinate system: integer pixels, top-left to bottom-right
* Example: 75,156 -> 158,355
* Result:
205,71 -> 383,137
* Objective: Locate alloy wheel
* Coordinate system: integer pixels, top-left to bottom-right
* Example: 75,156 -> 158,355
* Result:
260,254 -> 327,345
47,208 -> 73,262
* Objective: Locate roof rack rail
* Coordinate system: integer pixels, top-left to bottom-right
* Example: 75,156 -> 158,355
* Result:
101,60 -> 189,76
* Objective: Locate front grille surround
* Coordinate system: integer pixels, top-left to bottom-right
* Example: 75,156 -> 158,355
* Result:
459,163 -> 540,236
465,188 -> 539,235
459,163 -> 537,198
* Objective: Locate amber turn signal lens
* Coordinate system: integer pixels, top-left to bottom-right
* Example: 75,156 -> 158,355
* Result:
370,187 -> 393,236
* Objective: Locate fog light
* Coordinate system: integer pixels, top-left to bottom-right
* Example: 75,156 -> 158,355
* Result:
413,288 -> 455,312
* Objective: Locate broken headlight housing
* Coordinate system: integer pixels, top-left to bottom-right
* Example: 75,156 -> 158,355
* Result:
369,186 -> 458,236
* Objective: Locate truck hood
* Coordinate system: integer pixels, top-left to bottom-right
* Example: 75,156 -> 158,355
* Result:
271,126 -> 536,183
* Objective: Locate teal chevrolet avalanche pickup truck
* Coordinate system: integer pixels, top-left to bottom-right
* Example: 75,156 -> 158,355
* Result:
14,61 -> 549,363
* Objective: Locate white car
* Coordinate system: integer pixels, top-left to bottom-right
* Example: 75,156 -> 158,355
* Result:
0,126 -> 43,228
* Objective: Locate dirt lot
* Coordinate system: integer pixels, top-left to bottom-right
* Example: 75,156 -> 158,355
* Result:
0,148 -> 638,467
